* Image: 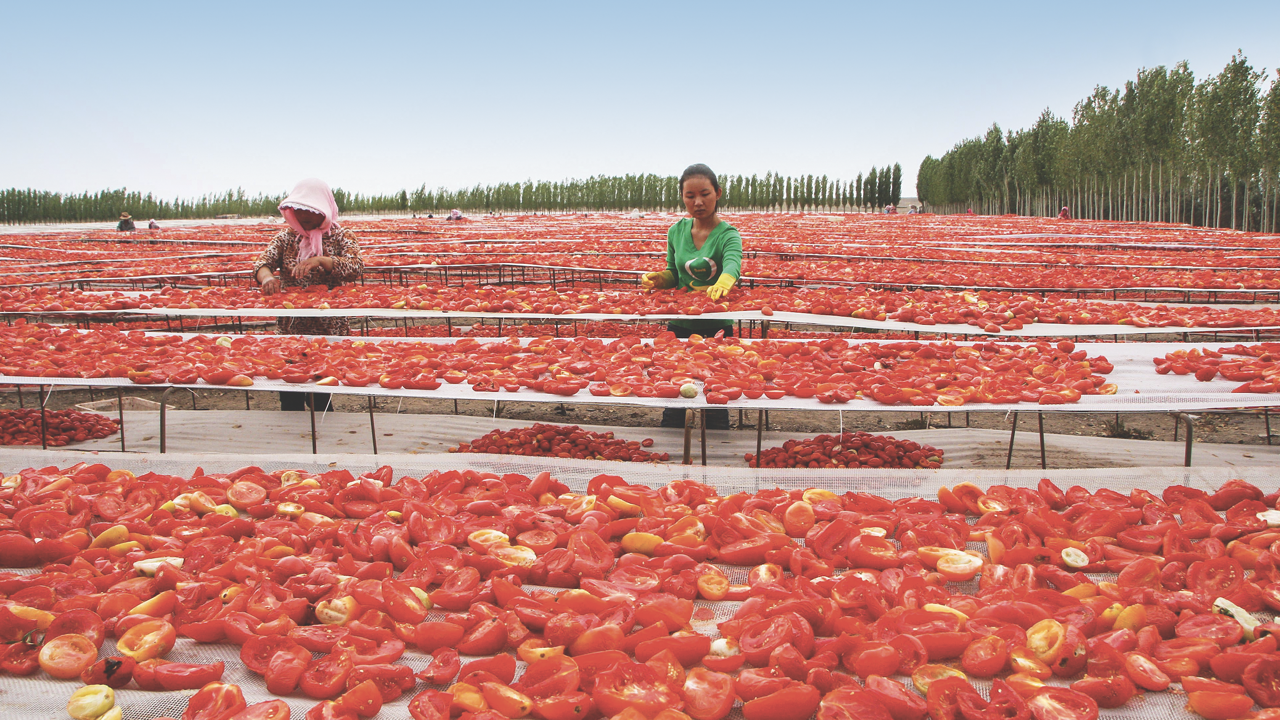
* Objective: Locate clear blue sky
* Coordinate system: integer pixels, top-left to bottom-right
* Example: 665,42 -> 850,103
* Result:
4,1 -> 1279,200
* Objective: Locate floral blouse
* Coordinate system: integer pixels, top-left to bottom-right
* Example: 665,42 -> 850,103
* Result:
253,224 -> 364,336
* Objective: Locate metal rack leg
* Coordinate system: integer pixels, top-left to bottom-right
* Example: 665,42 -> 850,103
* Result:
755,410 -> 764,468
309,394 -> 318,455
368,396 -> 378,455
682,410 -> 694,465
700,410 -> 708,467
38,385 -> 48,450
1267,408 -> 1273,446
117,388 -> 126,452
1005,411 -> 1019,470
1038,413 -> 1046,470
1172,413 -> 1196,467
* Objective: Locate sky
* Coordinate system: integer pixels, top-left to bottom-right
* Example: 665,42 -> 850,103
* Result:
4,0 -> 1280,201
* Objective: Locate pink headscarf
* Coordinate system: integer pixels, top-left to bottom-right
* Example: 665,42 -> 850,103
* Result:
278,178 -> 339,262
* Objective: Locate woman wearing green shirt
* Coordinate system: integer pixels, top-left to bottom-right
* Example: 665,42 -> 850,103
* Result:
642,164 -> 743,429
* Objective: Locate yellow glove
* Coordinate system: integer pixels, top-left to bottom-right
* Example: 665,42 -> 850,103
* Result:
703,274 -> 737,301
641,270 -> 676,291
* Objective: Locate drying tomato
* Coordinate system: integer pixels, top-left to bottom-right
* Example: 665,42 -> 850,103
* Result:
1069,675 -> 1136,708
926,676 -> 983,720
682,667 -> 735,720
264,644 -> 310,695
37,633 -> 98,679
961,634 -> 1008,677
45,608 -> 105,648
301,650 -> 355,699
865,675 -> 929,720
742,682 -> 820,720
334,679 -> 384,718
1187,691 -> 1255,720
240,635 -> 300,675
182,681 -> 247,720
116,618 -> 177,661
1026,688 -> 1098,720
1245,656 -> 1280,708
591,661 -> 683,718
229,700 -> 291,720
536,690 -> 594,720
157,662 -> 227,691
81,656 -> 136,688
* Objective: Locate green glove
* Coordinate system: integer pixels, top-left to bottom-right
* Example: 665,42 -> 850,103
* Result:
641,270 -> 676,291
703,274 -> 737,301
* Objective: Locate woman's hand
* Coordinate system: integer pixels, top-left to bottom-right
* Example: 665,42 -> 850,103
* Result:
292,256 -> 326,279
259,275 -> 281,296
641,270 -> 676,291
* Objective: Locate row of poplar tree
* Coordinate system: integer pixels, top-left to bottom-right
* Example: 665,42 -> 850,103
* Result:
917,54 -> 1280,232
0,167 -> 905,224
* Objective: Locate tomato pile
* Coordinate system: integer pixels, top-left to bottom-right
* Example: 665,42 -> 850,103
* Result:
11,283 -> 1280,332
745,432 -> 943,469
0,409 -> 118,446
1155,344 -> 1280,393
8,213 -> 1280,292
0,323 -> 1116,407
453,424 -> 668,463
2,462 -> 1280,720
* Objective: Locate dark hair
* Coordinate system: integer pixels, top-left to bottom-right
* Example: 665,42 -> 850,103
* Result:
679,164 -> 720,194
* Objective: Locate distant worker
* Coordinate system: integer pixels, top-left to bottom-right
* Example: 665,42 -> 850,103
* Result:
641,163 -> 743,431
253,178 -> 365,413
148,219 -> 159,230
966,208 -> 975,215
908,205 -> 918,214
1058,206 -> 1072,220
117,212 -> 135,232
447,208 -> 463,221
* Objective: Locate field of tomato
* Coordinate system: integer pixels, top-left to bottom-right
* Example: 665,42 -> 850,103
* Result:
9,283 -> 1280,334
452,424 -> 667,463
1,460 -> 1279,720
0,322 -> 1117,407
7,213 -> 1280,293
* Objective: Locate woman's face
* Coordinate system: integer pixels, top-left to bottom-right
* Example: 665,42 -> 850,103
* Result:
294,208 -> 325,231
682,175 -> 721,219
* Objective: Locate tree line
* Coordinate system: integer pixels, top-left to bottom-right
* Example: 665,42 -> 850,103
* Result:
0,167 -> 905,224
917,54 -> 1280,232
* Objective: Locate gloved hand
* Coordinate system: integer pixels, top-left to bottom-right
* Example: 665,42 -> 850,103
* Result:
641,270 -> 676,291
703,274 -> 737,301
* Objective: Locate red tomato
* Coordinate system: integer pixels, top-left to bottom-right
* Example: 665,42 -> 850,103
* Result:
1069,675 -> 1136,708
742,683 -> 821,720
1026,688 -> 1099,720
591,661 -> 683,718
116,618 -> 177,661
37,633 -> 98,679
682,667 -> 735,720
182,681 -> 247,720
228,700 -> 291,720
960,634 -> 1008,677
1245,656 -> 1280,708
535,691 -> 594,720
1187,691 -> 1255,720
45,608 -> 105,649
81,656 -> 136,688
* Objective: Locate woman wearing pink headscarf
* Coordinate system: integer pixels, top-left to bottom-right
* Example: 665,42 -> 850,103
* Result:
253,178 -> 364,410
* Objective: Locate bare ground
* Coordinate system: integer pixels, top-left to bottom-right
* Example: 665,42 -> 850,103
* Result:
8,385 -> 1276,469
